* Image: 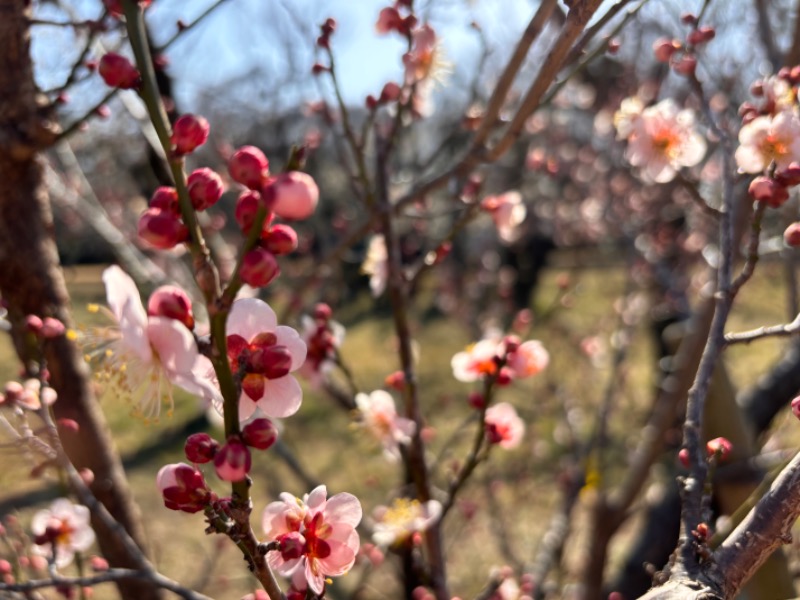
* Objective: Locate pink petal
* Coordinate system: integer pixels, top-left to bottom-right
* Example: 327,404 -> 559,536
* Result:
238,395 -> 259,422
275,326 -> 308,371
147,317 -> 197,373
257,375 -> 302,418
317,538 -> 357,577
305,485 -> 328,512
324,493 -> 362,528
227,298 -> 277,340
103,267 -> 151,362
305,559 -> 327,595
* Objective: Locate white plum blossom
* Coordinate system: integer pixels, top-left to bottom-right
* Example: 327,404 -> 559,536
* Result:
31,499 -> 95,568
355,390 -> 416,460
735,111 -> 800,174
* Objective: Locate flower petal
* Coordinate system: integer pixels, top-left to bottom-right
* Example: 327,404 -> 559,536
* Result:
324,493 -> 362,528
275,326 -> 308,371
103,266 -> 151,362
257,375 -> 303,418
227,298 -> 277,340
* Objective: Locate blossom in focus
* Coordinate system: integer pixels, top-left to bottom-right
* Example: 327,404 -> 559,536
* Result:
223,298 -> 307,422
485,402 -> 525,449
481,191 -> 526,244
262,485 -> 362,595
355,390 -> 416,460
735,112 -> 800,174
371,498 -> 442,547
87,267 -> 221,421
621,99 -> 706,183
506,341 -> 549,379
362,235 -> 388,297
31,499 -> 95,568
451,339 -> 501,382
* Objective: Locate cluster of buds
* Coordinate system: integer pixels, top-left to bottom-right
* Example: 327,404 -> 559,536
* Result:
1,379 -> 57,411
24,315 -> 66,339
182,419 -> 278,484
652,15 -> 715,77
749,166 -> 800,209
98,52 -> 140,90
375,1 -> 417,37
228,145 -> 319,288
138,114 -> 217,249
316,17 -> 337,49
679,437 -> 734,467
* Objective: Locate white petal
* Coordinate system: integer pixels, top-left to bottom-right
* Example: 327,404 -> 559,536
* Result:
227,298 -> 277,340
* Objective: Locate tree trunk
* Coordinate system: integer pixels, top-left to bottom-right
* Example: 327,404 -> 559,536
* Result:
0,2 -> 162,598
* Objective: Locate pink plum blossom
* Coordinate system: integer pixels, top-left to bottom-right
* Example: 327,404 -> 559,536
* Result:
371,498 -> 442,547
613,96 -> 644,139
224,298 -> 307,422
485,402 -> 525,449
481,191 -> 527,244
262,485 -> 362,595
451,339 -> 502,382
403,24 -> 448,84
31,499 -> 95,568
622,99 -> 706,183
506,340 -> 549,378
355,390 -> 416,460
90,267 -> 221,421
362,235 -> 388,297
735,112 -> 800,174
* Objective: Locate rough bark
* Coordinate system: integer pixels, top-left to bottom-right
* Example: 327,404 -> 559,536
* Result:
0,2 -> 162,598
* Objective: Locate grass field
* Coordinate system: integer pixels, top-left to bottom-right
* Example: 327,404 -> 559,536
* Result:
0,257 -> 794,599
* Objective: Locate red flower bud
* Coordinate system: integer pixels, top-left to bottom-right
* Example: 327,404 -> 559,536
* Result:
384,370 -> 406,391
706,437 -> 733,461
653,38 -> 679,62
784,222 -> 800,247
672,54 -> 697,76
25,315 -> 43,333
138,208 -> 188,249
263,171 -> 319,221
229,146 -> 270,190
313,303 -> 332,322
187,168 -> 224,211
171,114 -> 210,155
149,186 -> 180,214
678,448 -> 690,468
156,463 -> 211,512
242,418 -> 278,450
775,163 -> 800,187
748,176 -> 789,208
148,285 -> 194,329
214,437 -> 252,482
261,224 -> 298,256
40,317 -> 65,338
98,53 -> 140,89
234,190 -> 273,234
380,82 -> 401,103
468,391 -> 485,410
184,433 -> 219,464
240,248 -> 280,288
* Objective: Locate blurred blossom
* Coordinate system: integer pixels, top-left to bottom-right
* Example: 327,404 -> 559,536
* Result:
485,402 -> 525,449
617,98 -> 706,183
31,499 -> 94,568
371,498 -> 442,547
362,235 -> 388,297
355,390 -> 416,460
735,112 -> 800,174
481,191 -> 526,244
451,339 -> 501,382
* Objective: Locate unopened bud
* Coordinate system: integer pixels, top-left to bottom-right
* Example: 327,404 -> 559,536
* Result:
184,433 -> 219,464
138,208 -> 188,249
263,171 -> 319,221
171,114 -> 210,155
148,285 -> 194,329
748,176 -> 789,208
214,437 -> 252,482
187,168 -> 224,211
242,418 -> 278,450
98,53 -> 140,89
40,317 -> 65,338
653,38 -> 679,62
261,224 -> 298,256
240,248 -> 280,288
706,436 -> 733,461
784,222 -> 800,247
149,186 -> 180,214
229,146 -> 270,190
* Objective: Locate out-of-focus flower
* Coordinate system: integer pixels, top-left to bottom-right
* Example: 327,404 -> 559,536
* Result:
481,191 -> 526,244
371,498 -> 442,547
485,402 -> 525,449
621,99 -> 706,183
355,390 -> 416,460
403,24 -> 449,85
262,485 -> 362,595
84,266 -> 221,422
223,298 -> 306,422
31,499 -> 95,568
1,379 -> 57,410
451,339 -> 501,382
613,96 -> 644,139
735,112 -> 800,174
505,340 -> 549,378
362,235 -> 388,297
298,311 -> 345,386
